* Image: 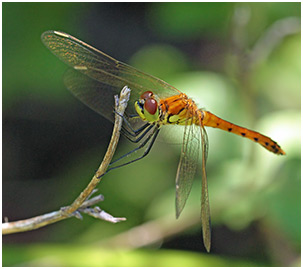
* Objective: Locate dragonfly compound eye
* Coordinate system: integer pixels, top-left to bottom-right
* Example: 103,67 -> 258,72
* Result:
140,97 -> 159,123
144,98 -> 158,115
140,91 -> 154,100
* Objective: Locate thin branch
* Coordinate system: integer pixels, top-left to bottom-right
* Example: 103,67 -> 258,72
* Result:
63,85 -> 131,215
95,207 -> 201,249
2,86 -> 131,235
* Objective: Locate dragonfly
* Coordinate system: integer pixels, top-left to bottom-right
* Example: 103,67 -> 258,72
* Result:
41,30 -> 286,252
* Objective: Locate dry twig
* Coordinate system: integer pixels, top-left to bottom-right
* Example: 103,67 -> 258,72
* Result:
2,86 -> 131,235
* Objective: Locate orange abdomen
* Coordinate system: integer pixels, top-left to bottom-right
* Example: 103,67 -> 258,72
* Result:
202,111 -> 285,155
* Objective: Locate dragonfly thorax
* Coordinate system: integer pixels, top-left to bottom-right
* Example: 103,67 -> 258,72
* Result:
158,93 -> 204,126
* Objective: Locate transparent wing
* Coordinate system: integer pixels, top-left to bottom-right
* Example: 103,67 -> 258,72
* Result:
64,68 -> 139,122
200,123 -> 211,252
175,111 -> 200,218
41,31 -> 181,117
175,110 -> 211,252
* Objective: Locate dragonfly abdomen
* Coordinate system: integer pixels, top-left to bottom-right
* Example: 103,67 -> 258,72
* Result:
202,111 -> 285,155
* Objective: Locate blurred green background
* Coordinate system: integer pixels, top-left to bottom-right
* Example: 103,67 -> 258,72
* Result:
2,2 -> 300,267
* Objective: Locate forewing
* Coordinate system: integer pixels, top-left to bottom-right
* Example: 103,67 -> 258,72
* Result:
63,68 -> 137,121
41,31 -> 181,110
175,113 -> 200,218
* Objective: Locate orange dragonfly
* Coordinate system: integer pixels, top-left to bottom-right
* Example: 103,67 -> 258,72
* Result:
41,30 -> 285,252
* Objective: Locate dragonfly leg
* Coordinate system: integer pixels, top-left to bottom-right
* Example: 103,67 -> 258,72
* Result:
121,124 -> 154,143
110,125 -> 159,166
113,110 -> 141,134
114,109 -> 155,143
124,112 -> 139,119
121,122 -> 150,137
97,126 -> 160,178
114,109 -> 151,138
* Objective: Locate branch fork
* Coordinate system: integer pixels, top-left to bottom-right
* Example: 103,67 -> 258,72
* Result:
2,86 -> 131,235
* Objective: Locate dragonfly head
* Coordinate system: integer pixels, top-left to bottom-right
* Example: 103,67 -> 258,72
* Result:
135,91 -> 159,123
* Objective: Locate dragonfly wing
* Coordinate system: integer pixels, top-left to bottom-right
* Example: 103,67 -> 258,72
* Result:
200,122 -> 211,252
175,113 -> 200,218
64,68 -> 138,121
41,31 -> 181,105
